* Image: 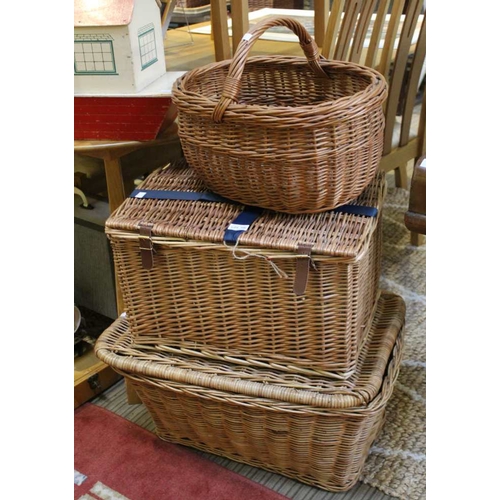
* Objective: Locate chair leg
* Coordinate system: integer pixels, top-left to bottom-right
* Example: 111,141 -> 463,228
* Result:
411,232 -> 425,246
394,164 -> 409,189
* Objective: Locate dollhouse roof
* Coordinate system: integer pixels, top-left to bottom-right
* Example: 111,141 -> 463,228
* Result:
74,0 -> 135,27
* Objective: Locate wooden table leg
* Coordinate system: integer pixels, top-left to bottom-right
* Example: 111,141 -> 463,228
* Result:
314,0 -> 329,48
102,155 -> 127,315
75,138 -> 176,406
211,0 -> 231,61
395,163 -> 409,190
211,0 -> 328,59
102,154 -> 142,404
103,156 -> 127,214
231,0 -> 249,54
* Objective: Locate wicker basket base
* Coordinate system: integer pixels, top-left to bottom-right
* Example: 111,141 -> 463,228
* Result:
96,292 -> 405,492
140,382 -> 387,491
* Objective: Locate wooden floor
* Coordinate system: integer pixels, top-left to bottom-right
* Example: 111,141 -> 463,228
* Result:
93,379 -> 395,500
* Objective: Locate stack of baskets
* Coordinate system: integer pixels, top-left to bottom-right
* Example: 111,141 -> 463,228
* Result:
95,17 -> 405,493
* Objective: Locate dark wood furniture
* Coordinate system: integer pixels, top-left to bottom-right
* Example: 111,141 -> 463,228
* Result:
405,156 -> 426,242
74,126 -> 178,406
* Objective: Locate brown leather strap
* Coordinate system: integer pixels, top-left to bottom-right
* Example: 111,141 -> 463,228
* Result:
294,243 -> 314,296
138,222 -> 155,270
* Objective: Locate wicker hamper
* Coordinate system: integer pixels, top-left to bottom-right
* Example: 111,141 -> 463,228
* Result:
171,16 -> 387,214
96,292 -> 405,492
106,158 -> 385,379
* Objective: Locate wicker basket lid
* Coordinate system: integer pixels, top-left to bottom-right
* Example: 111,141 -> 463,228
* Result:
95,292 -> 405,409
106,159 -> 386,258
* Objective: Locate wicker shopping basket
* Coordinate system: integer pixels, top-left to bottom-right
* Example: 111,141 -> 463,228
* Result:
106,158 -> 385,379
96,292 -> 405,492
171,16 -> 388,214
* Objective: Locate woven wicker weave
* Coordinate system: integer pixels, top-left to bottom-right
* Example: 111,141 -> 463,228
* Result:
171,16 -> 387,214
106,159 -> 385,379
95,292 -> 405,492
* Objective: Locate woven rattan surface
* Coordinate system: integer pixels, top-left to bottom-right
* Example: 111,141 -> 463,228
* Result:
171,17 -> 387,214
106,159 -> 385,258
106,159 -> 385,378
97,292 -> 405,408
95,292 -> 405,492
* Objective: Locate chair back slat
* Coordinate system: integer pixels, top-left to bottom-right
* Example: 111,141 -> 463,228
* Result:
320,0 -> 426,187
364,0 -> 390,68
383,0 -> 425,155
399,12 -> 426,147
378,0 -> 405,80
334,0 -> 363,60
350,0 -> 378,63
323,0 -> 346,60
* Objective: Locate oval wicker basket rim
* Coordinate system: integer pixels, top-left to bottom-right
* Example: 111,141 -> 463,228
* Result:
96,316 -> 404,416
172,56 -> 388,122
95,293 -> 405,411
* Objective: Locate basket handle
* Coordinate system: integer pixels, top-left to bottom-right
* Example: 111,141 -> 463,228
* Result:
212,16 -> 328,123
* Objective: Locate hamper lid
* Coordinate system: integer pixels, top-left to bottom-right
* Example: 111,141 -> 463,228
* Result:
105,159 -> 385,258
95,292 -> 405,409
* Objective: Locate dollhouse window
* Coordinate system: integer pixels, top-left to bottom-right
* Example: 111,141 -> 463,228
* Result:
74,35 -> 117,75
138,23 -> 158,70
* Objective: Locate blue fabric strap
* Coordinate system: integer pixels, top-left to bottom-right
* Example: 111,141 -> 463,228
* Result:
223,207 -> 264,244
333,204 -> 378,217
130,189 -> 377,217
130,189 -> 231,203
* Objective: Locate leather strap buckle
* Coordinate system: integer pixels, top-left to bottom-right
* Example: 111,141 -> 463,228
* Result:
294,243 -> 314,296
138,222 -> 155,270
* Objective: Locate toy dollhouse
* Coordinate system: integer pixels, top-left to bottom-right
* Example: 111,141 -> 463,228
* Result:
74,0 -> 167,94
74,0 -> 184,140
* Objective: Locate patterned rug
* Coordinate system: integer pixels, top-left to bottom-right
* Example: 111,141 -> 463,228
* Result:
360,185 -> 426,500
75,404 -> 288,500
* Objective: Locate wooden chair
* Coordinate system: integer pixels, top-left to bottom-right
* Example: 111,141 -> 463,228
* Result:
321,0 -> 426,190
405,155 -> 426,245
159,0 -> 177,39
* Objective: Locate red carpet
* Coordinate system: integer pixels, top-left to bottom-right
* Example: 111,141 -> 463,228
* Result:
74,404 -> 289,500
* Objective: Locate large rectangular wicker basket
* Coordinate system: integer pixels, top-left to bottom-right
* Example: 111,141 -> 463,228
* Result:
95,292 -> 405,492
105,158 -> 385,379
